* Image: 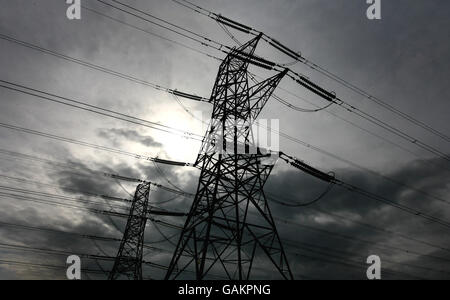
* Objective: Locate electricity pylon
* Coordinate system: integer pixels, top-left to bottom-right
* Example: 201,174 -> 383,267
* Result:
109,182 -> 151,280
165,34 -> 293,280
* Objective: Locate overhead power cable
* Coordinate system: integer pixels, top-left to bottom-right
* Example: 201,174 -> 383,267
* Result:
284,70 -> 450,163
279,152 -> 450,231
0,33 -> 210,102
171,0 -> 450,143
121,172 -> 450,263
85,5 -> 314,114
152,174 -> 450,262
282,242 -> 426,280
0,185 -> 129,211
269,213 -> 450,265
297,204 -> 450,256
82,5 -> 223,62
281,238 -> 450,278
0,176 -> 190,219
96,0 -> 230,54
83,5 -> 450,174
0,79 -> 202,141
266,183 -> 334,207
166,0 -> 450,162
0,148 -> 195,198
0,121 -> 194,166
0,25 -> 446,178
95,0 -> 450,164
0,259 -> 108,277
0,189 -> 187,222
6,177 -> 439,276
0,220 -> 122,243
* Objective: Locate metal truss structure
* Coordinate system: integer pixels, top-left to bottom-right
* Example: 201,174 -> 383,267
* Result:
165,35 -> 293,280
109,182 -> 151,280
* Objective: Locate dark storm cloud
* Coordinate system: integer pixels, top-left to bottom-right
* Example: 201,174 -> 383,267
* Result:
52,153 -> 450,279
265,155 -> 450,279
97,128 -> 163,148
0,141 -> 449,279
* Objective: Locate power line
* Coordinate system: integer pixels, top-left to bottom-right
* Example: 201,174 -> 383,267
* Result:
5,139 -> 448,270
0,185 -> 444,278
0,185 -> 129,211
271,214 -> 450,265
5,156 -> 449,269
280,153 -> 450,231
0,79 -> 203,140
335,179 -> 450,229
89,1 -> 450,162
83,5 -> 223,62
0,226 -> 223,279
4,145 -> 449,268
84,3 -> 450,175
171,0 -> 450,143
154,175 -> 450,265
0,190 -> 130,217
0,220 -> 122,243
86,1 -> 450,201
301,59 -> 450,143
229,30 -> 447,171
98,0 -> 230,52
0,121 -> 194,166
305,206 -> 450,256
282,239 -> 450,278
268,126 -> 450,203
91,201 -> 447,279
282,242 -> 427,280
5,75 -> 448,212
147,198 -> 450,267
0,259 -> 108,277
284,70 -> 450,163
0,188 -> 186,223
98,184 -> 450,275
0,181 -> 189,220
2,1 -> 446,280
0,152 -> 194,200
86,4 -> 324,116
267,192 -> 450,257
266,184 -> 334,207
165,0 -> 450,162
0,33 -> 209,102
0,173 -> 132,203
4,25 -> 447,182
250,71 -> 441,165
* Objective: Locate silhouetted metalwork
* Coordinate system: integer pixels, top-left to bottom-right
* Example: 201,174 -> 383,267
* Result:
109,182 -> 150,280
165,35 -> 293,280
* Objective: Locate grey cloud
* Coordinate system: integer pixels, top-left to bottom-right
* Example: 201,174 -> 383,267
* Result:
97,128 -> 163,148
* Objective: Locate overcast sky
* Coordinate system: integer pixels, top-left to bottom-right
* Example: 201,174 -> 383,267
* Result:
0,0 -> 449,279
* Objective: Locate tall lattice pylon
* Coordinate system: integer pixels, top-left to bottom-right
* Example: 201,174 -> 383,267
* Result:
109,182 -> 150,280
165,35 -> 293,280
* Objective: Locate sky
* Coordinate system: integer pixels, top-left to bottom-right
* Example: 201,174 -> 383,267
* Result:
0,0 -> 449,280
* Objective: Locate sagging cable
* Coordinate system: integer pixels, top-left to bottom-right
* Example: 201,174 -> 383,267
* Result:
268,183 -> 334,207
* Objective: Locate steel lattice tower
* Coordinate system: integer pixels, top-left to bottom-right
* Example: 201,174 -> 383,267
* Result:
165,35 -> 293,280
109,182 -> 151,280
